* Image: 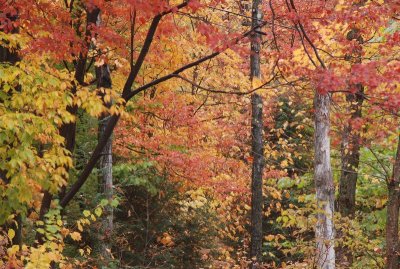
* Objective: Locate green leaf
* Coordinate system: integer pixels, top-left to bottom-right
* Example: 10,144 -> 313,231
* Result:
46,224 -> 59,234
100,199 -> 108,207
110,199 -> 119,208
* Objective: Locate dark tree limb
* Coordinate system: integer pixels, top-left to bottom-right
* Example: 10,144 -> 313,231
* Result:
60,4 -> 269,208
386,133 -> 400,269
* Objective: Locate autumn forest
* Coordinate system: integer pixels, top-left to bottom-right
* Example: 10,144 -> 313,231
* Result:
0,0 -> 399,268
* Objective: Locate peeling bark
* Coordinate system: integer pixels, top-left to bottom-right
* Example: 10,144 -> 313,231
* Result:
314,93 -> 335,269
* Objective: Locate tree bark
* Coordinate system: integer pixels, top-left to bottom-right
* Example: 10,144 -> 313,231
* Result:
338,85 -> 364,217
336,28 -> 364,266
336,84 -> 364,266
35,191 -> 52,245
250,0 -> 262,80
386,134 -> 400,269
249,0 -> 264,267
338,28 -> 364,218
96,42 -> 114,263
250,94 -> 264,267
314,93 -> 335,269
98,114 -> 113,260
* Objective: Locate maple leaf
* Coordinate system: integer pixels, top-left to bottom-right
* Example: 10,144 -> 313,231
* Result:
187,0 -> 202,12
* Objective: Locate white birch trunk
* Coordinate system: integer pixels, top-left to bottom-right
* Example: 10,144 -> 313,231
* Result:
314,93 -> 335,269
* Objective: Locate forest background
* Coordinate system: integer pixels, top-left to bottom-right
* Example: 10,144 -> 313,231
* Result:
0,0 -> 399,268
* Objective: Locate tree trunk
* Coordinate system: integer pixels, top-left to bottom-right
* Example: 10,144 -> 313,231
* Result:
338,85 -> 364,217
336,28 -> 364,266
250,94 -> 264,267
96,50 -> 113,263
250,0 -> 262,80
338,28 -> 364,218
98,109 -> 113,263
336,84 -> 364,266
386,134 -> 400,269
249,0 -> 264,267
314,93 -> 335,269
35,191 -> 52,245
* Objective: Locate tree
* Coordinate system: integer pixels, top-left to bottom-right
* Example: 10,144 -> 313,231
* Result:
249,0 -> 265,267
1,0 -> 399,268
314,92 -> 335,269
96,62 -> 114,263
250,93 -> 264,267
386,133 -> 400,269
336,26 -> 364,266
58,0 -> 261,209
338,28 -> 364,219
280,0 -> 337,265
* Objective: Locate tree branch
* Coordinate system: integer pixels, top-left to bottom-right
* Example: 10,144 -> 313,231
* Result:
122,1 -> 189,97
175,73 -> 278,95
60,5 -> 270,208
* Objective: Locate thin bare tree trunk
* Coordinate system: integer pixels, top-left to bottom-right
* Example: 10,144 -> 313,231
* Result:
314,93 -> 335,269
338,28 -> 364,218
250,94 -> 264,267
97,63 -> 114,263
336,84 -> 363,266
94,10 -> 114,263
249,0 -> 264,267
338,85 -> 364,217
337,28 -> 364,266
386,133 -> 400,269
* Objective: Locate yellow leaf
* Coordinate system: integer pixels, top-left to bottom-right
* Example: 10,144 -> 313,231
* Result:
8,229 -> 15,240
104,94 -> 111,104
280,160 -> 288,168
160,233 -> 174,247
265,235 -> 275,241
70,232 -> 82,241
251,77 -> 263,89
7,245 -> 19,256
77,222 -> 83,232
83,210 -> 90,217
94,207 -> 103,217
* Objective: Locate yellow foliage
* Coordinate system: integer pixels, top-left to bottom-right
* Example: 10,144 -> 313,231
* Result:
69,232 -> 82,242
7,229 -> 15,241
